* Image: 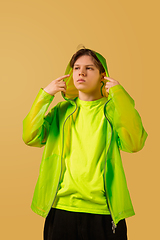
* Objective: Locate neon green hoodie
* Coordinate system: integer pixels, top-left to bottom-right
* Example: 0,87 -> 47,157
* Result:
22,49 -> 148,225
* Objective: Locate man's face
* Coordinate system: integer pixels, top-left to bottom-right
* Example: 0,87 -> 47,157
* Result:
72,55 -> 104,95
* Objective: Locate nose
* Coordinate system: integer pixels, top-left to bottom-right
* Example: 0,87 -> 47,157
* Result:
79,72 -> 86,77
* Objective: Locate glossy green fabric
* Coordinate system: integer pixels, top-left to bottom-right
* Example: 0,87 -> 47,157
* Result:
53,97 -> 110,215
23,50 -> 148,225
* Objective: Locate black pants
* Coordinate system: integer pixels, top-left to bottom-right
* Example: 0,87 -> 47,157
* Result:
44,208 -> 128,240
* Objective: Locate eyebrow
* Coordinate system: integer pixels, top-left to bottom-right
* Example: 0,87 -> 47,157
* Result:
74,64 -> 95,66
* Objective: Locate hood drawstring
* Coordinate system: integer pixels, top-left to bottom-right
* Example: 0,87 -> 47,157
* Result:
101,81 -> 105,97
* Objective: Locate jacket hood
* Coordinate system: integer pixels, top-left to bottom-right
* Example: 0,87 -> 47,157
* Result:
61,49 -> 110,101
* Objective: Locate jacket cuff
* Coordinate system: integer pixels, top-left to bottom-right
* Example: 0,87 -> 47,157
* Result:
38,88 -> 54,102
109,84 -> 135,106
109,84 -> 123,96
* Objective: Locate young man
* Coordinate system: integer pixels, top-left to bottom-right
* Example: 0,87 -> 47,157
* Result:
23,48 -> 147,240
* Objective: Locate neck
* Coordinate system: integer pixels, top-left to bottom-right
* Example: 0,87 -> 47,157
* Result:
78,90 -> 103,101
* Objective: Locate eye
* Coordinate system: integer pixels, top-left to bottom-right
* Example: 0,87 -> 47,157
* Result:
73,67 -> 79,70
86,67 -> 93,70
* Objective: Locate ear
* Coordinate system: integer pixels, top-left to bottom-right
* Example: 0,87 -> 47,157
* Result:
102,72 -> 106,77
100,72 -> 106,82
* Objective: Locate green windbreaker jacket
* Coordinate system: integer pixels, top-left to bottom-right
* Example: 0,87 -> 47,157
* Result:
22,50 -> 148,226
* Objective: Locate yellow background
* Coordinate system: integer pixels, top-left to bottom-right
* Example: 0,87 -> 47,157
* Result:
0,0 -> 159,239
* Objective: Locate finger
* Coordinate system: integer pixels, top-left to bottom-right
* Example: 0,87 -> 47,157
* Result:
105,82 -> 112,87
105,86 -> 109,93
58,81 -> 66,87
104,77 -> 115,82
59,82 -> 67,88
60,87 -> 66,92
56,74 -> 70,82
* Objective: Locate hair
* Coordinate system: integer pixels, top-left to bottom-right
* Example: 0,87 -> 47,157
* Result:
70,48 -> 105,74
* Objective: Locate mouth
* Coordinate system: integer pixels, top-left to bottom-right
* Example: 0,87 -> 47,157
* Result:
77,79 -> 85,82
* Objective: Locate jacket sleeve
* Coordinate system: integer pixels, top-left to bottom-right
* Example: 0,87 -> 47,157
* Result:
22,88 -> 56,148
109,84 -> 148,153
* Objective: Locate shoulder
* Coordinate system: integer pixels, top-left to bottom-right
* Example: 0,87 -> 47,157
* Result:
58,100 -> 74,111
51,100 -> 76,118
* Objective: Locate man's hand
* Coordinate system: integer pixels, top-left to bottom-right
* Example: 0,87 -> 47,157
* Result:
43,74 -> 70,96
104,77 -> 120,93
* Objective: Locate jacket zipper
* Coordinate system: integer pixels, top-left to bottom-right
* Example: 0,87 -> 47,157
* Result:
46,100 -> 77,217
47,98 -> 117,233
103,99 -> 117,233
